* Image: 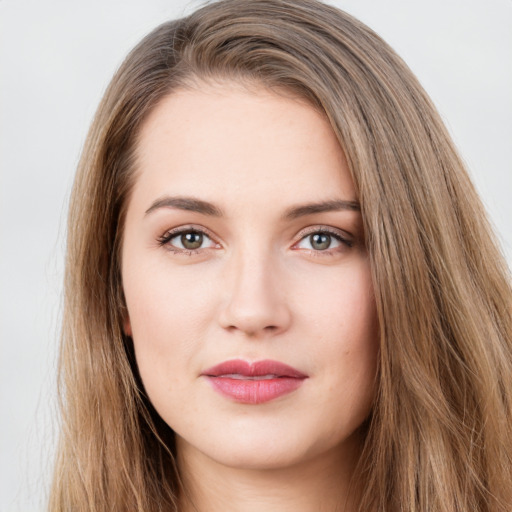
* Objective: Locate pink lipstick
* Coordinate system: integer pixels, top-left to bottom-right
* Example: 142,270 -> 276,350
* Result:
202,359 -> 307,404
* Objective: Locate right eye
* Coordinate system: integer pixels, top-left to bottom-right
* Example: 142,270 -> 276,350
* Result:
158,228 -> 218,253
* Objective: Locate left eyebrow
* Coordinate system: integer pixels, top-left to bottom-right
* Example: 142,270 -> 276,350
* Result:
283,199 -> 360,220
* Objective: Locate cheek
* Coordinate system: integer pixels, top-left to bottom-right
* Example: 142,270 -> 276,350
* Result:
122,259 -> 218,406
304,260 -> 377,350
309,264 -> 379,410
123,256 -> 214,342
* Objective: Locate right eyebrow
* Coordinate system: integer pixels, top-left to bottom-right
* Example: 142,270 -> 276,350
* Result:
145,196 -> 224,217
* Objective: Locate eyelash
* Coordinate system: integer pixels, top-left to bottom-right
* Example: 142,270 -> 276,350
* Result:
156,225 -> 353,256
293,227 -> 353,256
157,226 -> 218,256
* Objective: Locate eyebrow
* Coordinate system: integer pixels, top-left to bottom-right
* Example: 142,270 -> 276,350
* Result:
144,195 -> 360,219
145,196 -> 224,217
283,199 -> 360,219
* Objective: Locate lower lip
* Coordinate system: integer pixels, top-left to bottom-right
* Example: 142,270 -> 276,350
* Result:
206,376 -> 305,404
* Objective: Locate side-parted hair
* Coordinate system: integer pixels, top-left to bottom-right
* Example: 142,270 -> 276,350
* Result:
50,1 -> 512,511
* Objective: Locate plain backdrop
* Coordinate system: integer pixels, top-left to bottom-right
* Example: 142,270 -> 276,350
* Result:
0,0 -> 511,510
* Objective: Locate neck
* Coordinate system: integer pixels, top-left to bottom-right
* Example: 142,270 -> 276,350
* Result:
176,434 -> 363,512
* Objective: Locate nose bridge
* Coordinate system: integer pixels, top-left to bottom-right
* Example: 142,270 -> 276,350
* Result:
219,241 -> 291,336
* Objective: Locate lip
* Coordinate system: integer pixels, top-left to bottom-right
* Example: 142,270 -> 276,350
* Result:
201,359 -> 308,404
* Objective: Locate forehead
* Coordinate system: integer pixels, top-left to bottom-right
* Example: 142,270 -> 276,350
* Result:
132,82 -> 356,213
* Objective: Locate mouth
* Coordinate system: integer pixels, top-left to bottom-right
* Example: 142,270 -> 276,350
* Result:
201,359 -> 308,404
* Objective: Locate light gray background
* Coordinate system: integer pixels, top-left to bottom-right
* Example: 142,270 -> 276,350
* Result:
1,1 -> 511,510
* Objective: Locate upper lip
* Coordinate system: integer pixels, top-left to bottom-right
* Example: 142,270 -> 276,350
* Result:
202,359 -> 308,379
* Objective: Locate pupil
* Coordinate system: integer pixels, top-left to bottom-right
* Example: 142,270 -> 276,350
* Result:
181,232 -> 203,249
311,233 -> 331,250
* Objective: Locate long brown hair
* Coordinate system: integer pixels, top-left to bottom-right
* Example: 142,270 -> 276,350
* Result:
50,1 -> 512,510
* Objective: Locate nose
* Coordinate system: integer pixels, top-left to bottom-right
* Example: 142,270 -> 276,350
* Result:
218,250 -> 292,338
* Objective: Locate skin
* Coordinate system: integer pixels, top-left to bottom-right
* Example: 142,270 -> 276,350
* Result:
122,81 -> 379,512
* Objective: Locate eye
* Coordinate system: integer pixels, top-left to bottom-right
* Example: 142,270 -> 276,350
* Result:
294,228 -> 352,253
174,231 -> 206,250
158,227 -> 218,253
302,232 -> 337,251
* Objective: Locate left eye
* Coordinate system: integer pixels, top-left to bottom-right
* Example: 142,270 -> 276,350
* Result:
295,232 -> 345,251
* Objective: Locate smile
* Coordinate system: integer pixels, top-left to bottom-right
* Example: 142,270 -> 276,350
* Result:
202,359 -> 308,404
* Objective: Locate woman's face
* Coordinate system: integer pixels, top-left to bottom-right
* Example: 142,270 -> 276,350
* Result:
122,82 -> 378,471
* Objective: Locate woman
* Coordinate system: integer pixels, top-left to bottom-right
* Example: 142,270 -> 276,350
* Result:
49,0 -> 512,511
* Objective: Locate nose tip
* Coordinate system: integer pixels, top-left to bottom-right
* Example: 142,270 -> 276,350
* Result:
218,259 -> 291,338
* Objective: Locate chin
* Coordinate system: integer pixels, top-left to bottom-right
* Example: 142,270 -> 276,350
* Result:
175,416 -> 363,473
218,438 -> 310,470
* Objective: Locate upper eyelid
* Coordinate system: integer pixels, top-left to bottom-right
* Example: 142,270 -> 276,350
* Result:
295,225 -> 353,240
163,224 -> 217,240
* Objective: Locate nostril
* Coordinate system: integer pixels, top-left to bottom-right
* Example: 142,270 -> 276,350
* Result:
225,323 -> 280,337
217,284 -> 292,336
